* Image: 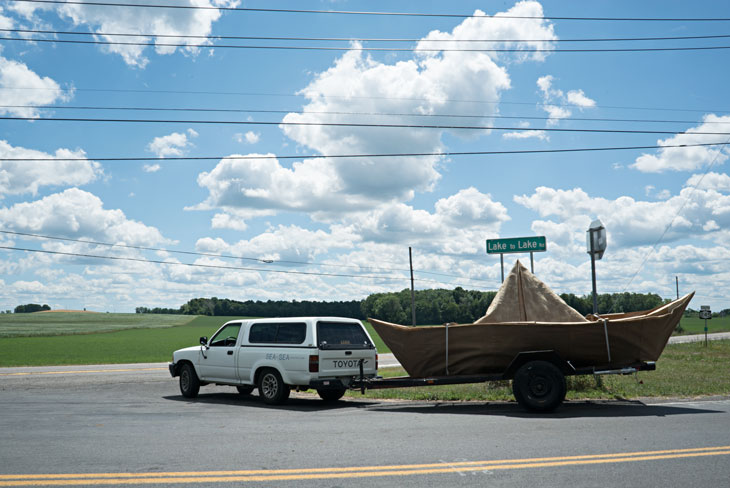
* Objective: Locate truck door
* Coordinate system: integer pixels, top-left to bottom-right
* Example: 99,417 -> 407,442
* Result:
198,322 -> 241,382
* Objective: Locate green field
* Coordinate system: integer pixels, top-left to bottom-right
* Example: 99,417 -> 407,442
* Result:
0,312 -> 195,338
0,314 -> 389,367
676,316 -> 730,335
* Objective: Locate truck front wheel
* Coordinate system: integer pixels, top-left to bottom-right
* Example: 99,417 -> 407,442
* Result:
512,360 -> 566,413
258,369 -> 290,405
179,363 -> 200,398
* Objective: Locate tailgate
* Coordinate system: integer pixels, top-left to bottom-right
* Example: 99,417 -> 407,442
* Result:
318,349 -> 377,377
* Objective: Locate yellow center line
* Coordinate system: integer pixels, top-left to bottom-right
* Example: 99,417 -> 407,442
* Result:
0,368 -> 166,377
1,446 -> 728,486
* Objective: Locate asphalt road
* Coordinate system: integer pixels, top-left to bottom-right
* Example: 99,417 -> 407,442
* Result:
1,365 -> 729,487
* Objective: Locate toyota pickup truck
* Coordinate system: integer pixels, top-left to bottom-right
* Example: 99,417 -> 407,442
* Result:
169,316 -> 378,404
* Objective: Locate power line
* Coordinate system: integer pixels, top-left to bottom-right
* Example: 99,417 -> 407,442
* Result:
4,115 -> 730,136
7,104 -> 729,126
0,245 -> 486,288
1,86 -> 726,114
6,27 -> 730,44
4,36 -> 730,52
2,142 -> 726,162
11,1 -> 730,21
0,229 -> 489,283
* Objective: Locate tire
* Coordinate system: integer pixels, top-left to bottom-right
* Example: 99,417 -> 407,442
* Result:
236,385 -> 254,396
257,369 -> 290,405
317,388 -> 346,402
512,360 -> 566,413
179,363 -> 200,398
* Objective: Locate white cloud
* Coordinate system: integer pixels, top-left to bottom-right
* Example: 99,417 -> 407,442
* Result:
235,131 -> 260,144
50,1 -> 241,68
142,164 -> 161,173
0,55 -> 72,117
0,140 -> 102,197
0,188 -> 169,246
631,114 -> 730,173
502,129 -> 548,141
515,185 -> 730,248
197,4 -> 556,220
146,128 -> 198,158
685,171 -> 730,192
536,74 -> 595,125
211,213 -> 247,231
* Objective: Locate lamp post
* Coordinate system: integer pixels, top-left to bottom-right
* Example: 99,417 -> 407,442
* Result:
586,219 -> 607,315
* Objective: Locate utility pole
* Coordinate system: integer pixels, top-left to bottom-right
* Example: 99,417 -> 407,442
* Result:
409,247 -> 416,326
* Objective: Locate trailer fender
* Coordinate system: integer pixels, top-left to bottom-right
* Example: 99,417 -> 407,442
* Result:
502,350 -> 575,380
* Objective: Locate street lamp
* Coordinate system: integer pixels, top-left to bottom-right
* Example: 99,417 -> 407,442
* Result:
586,219 -> 607,315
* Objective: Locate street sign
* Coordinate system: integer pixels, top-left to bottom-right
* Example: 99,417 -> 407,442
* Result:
699,305 -> 712,320
486,236 -> 546,254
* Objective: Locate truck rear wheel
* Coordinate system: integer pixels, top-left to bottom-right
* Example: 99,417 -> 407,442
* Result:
179,363 -> 200,398
258,369 -> 290,405
317,388 -> 346,402
512,360 -> 566,413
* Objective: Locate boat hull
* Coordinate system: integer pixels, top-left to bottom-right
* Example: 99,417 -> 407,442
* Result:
370,293 -> 694,378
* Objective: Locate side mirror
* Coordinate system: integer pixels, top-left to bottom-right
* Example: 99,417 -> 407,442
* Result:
200,336 -> 208,347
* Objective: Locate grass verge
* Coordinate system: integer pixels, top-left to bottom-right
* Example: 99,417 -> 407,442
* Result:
348,340 -> 730,401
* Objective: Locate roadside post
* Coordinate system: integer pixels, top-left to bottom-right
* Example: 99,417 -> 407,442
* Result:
486,236 -> 547,282
586,219 -> 607,315
699,305 -> 712,347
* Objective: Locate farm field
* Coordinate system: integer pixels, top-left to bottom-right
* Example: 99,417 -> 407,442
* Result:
0,314 -> 389,367
677,316 -> 730,335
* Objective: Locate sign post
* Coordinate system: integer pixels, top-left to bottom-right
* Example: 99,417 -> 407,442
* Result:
486,236 -> 547,282
699,305 -> 712,347
586,219 -> 607,315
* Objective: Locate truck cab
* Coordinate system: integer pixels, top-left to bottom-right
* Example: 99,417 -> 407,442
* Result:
169,317 -> 378,404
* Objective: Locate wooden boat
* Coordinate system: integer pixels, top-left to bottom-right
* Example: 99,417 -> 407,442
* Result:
370,261 -> 694,378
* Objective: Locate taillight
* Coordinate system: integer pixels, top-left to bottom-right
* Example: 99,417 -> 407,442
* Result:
309,355 -> 319,373
375,353 -> 378,370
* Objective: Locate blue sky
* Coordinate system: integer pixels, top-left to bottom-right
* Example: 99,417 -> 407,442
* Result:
1,0 -> 729,313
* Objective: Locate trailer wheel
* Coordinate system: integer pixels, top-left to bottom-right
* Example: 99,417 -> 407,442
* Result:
512,360 -> 566,413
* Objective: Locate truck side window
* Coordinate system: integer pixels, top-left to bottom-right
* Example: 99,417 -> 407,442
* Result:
249,323 -> 306,344
209,324 -> 241,347
249,323 -> 277,343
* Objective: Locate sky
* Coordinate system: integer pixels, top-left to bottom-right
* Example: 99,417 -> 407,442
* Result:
0,0 -> 729,314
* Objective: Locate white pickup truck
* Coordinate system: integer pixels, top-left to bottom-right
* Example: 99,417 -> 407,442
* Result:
169,316 -> 378,404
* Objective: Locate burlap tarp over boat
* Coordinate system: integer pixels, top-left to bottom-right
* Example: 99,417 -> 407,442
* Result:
370,261 -> 693,377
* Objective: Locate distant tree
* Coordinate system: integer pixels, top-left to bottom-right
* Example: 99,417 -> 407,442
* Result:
14,304 -> 51,313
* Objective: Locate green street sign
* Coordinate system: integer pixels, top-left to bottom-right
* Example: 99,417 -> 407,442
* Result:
487,236 -> 547,254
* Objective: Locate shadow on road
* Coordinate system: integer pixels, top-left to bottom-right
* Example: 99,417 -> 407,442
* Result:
164,390 -> 724,417
163,392 -> 380,411
364,399 -> 725,418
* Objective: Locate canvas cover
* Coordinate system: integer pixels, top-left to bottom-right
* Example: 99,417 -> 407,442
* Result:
475,260 -> 588,323
369,260 -> 694,378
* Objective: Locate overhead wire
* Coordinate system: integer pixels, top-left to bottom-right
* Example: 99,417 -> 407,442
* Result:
0,245 -> 490,288
3,36 -> 730,52
11,1 -> 730,21
1,86 -> 726,114
0,229 -> 491,283
5,28 -> 730,44
2,142 -> 726,162
3,115 -> 730,137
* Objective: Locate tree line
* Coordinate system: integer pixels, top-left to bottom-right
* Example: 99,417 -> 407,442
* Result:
14,303 -> 51,313
134,289 -> 671,325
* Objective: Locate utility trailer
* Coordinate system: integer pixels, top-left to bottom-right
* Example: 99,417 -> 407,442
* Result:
348,350 -> 656,413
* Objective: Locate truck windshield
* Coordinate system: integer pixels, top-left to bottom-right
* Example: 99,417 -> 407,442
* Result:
317,321 -> 373,350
